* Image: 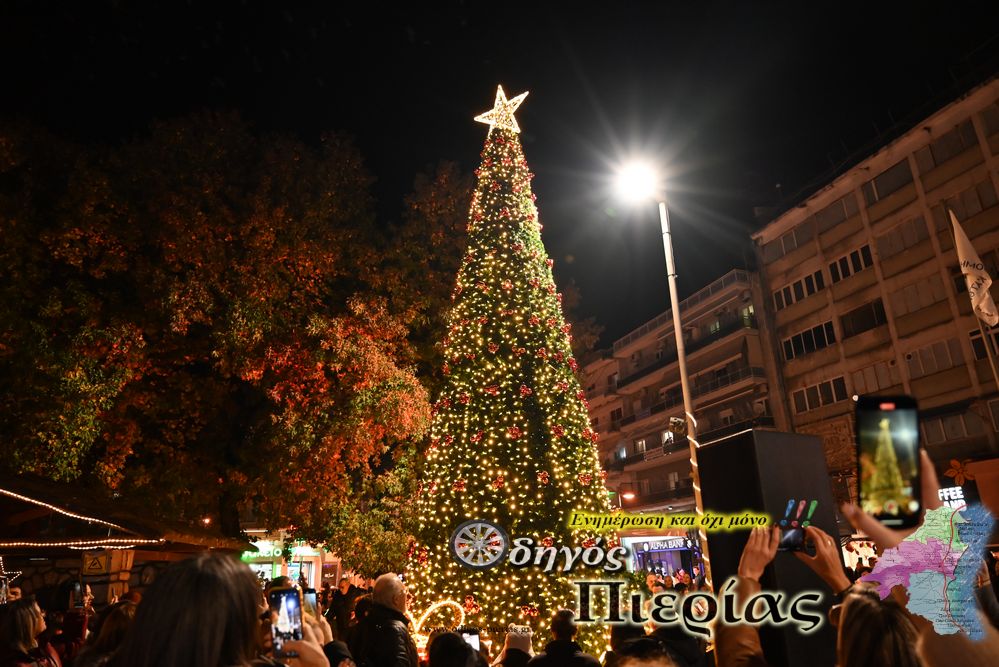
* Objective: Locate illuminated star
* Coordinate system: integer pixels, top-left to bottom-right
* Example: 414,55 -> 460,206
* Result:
474,85 -> 529,134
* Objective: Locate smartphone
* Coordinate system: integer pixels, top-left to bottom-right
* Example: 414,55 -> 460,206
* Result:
303,588 -> 318,618
72,581 -> 85,608
268,587 -> 304,658
461,630 -> 480,651
856,395 -> 921,528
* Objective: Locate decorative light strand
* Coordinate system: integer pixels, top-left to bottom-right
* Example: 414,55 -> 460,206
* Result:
0,488 -> 133,533
0,538 -> 164,549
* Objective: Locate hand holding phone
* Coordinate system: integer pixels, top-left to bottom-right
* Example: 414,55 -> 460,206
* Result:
856,395 -> 922,528
268,587 -> 304,658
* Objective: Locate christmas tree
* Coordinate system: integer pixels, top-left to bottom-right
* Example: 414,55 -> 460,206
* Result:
405,87 -> 611,650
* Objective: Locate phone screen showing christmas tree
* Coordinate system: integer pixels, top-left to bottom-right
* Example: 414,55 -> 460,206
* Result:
856,395 -> 921,528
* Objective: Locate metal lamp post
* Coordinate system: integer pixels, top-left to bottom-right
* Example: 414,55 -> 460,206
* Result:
615,163 -> 713,588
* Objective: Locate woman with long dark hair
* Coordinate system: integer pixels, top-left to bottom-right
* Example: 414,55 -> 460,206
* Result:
109,552 -> 328,667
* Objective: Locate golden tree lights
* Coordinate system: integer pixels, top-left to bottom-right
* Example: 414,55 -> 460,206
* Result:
405,87 -> 612,652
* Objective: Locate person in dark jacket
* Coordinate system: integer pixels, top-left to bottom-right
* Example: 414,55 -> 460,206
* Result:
330,577 -> 361,640
525,610 -> 599,667
427,633 -> 477,667
349,574 -> 418,667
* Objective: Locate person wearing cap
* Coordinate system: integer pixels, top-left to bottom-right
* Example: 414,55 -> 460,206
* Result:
493,625 -> 534,667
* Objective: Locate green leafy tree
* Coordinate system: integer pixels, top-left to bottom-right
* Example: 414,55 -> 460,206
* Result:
404,90 -> 611,649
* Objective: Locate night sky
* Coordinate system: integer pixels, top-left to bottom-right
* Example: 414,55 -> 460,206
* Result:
4,1 -> 999,346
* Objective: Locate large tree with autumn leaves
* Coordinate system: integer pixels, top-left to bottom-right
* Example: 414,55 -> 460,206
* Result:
0,114 -> 430,568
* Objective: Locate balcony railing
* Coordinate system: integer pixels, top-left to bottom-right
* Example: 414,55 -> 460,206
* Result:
698,415 -> 776,443
616,315 -> 758,388
613,269 -> 752,352
631,482 -> 695,505
609,365 -> 766,432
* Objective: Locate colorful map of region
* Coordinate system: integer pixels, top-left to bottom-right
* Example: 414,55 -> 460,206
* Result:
861,503 -> 994,641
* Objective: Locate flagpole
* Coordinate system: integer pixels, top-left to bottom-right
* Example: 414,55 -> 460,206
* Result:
948,210 -> 999,392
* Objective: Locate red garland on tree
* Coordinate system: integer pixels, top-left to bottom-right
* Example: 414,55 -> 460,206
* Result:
519,384 -> 533,397
578,473 -> 592,486
488,342 -> 500,353
551,424 -> 565,438
508,426 -> 522,439
537,471 -> 550,485
493,475 -> 505,489
484,385 -> 500,396
452,479 -> 466,492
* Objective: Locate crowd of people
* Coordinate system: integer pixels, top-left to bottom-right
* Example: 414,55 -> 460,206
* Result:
1,452 -> 997,667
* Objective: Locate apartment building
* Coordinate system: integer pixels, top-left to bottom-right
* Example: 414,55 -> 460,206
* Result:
753,78 -> 999,505
583,269 -> 789,522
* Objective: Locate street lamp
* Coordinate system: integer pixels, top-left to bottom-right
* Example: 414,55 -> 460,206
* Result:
614,161 -> 713,589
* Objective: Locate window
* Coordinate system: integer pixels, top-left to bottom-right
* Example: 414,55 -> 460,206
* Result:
792,376 -> 849,413
634,438 -> 647,453
782,321 -> 836,361
611,407 -> 623,422
969,329 -> 999,361
905,338 -> 964,379
989,398 -> 999,431
929,179 -> 999,232
982,102 -> 999,137
851,360 -> 902,395
876,217 -> 929,260
828,244 -> 874,283
890,274 -> 947,317
862,160 -> 913,205
762,220 -> 816,262
773,270 -> 826,311
914,120 -> 979,172
840,299 -> 887,338
617,446 -> 627,460
814,193 -> 860,233
661,430 -> 675,445
921,411 -> 986,445
607,373 -> 619,389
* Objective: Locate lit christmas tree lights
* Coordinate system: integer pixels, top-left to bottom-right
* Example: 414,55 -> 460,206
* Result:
406,87 -> 612,651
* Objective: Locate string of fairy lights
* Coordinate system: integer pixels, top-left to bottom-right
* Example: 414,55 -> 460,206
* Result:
405,87 -> 613,651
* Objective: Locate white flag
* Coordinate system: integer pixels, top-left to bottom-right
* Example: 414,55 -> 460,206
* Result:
951,209 -> 999,327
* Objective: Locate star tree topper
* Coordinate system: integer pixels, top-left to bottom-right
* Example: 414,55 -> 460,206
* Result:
474,85 -> 529,134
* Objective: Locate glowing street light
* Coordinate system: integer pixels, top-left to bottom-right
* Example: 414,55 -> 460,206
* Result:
614,160 -> 712,588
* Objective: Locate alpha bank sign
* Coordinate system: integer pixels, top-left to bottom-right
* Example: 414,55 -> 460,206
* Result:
642,537 -> 691,551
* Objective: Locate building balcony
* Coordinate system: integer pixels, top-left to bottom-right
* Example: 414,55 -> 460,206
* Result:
609,365 -> 767,432
699,415 -> 776,444
616,315 -> 758,389
626,481 -> 696,508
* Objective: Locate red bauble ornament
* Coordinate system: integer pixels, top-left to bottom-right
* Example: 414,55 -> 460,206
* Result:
484,385 -> 500,396
459,393 -> 471,405
553,351 -> 564,363
538,471 -> 550,484
488,342 -> 500,353
519,385 -> 533,397
508,426 -> 522,439
513,347 -> 527,357
493,475 -> 505,489
470,431 -> 484,443
546,258 -> 554,267
464,595 -> 481,614
568,358 -> 579,371
521,605 -> 539,617
551,424 -> 565,438
453,479 -> 466,492
501,280 -> 513,291
536,348 -> 548,359
528,315 -> 540,326
582,537 -> 596,549
541,536 -> 554,548
444,434 -> 454,445
578,473 -> 593,486
556,381 -> 569,392
512,242 -> 524,253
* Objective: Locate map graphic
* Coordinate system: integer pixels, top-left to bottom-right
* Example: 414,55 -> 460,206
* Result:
861,503 -> 994,640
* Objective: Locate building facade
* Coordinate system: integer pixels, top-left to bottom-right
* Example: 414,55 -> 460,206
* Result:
582,269 -> 788,571
752,78 -> 999,504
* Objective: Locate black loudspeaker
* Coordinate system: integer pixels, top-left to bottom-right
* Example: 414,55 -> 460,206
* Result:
697,430 -> 839,667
